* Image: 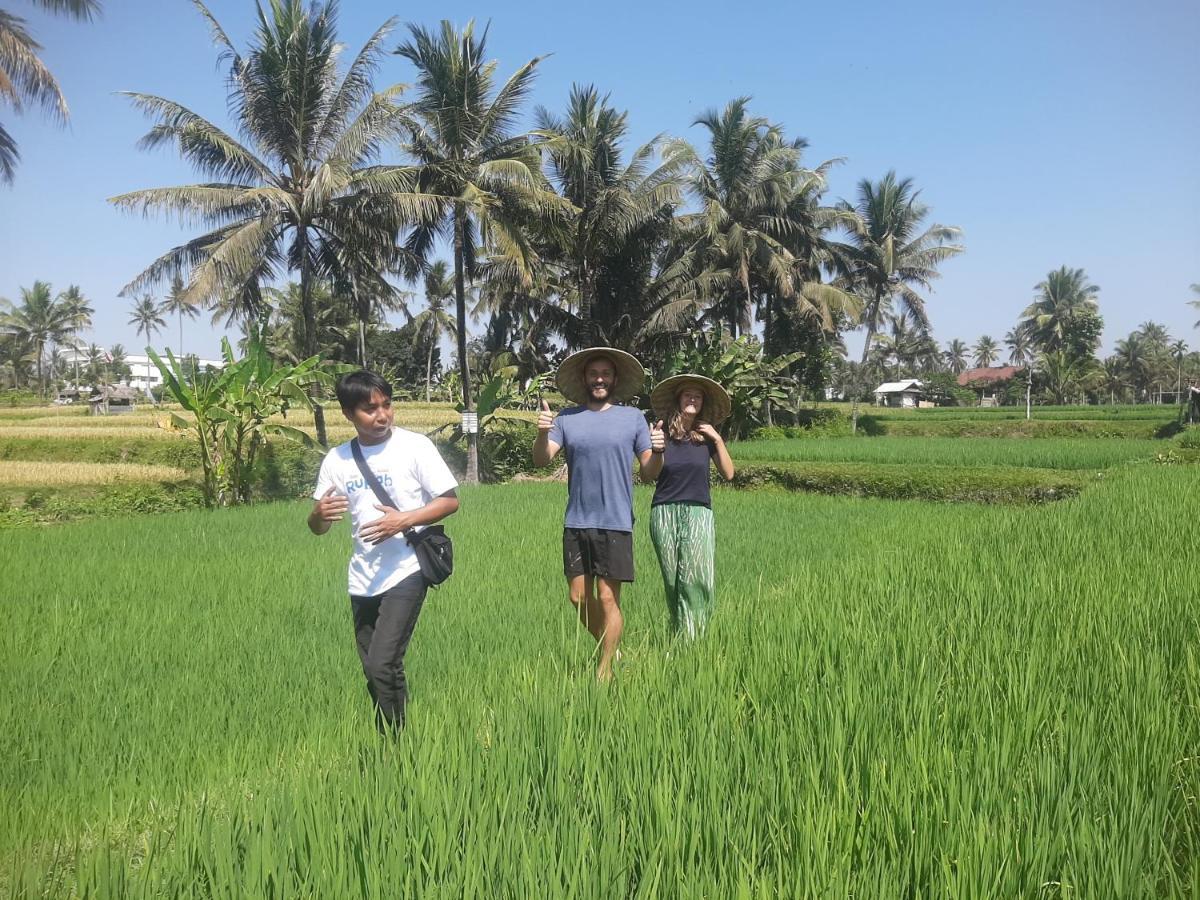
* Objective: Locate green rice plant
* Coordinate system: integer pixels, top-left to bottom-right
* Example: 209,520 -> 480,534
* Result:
2,467 -> 1199,895
732,436 -> 1161,470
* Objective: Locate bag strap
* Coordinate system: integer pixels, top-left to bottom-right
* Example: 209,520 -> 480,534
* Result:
350,438 -> 396,509
351,439 -> 440,547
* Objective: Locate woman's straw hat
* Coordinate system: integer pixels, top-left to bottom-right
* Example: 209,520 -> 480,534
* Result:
555,347 -> 646,405
650,373 -> 732,426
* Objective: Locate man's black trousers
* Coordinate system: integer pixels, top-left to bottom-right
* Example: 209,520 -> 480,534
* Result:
350,572 -> 428,731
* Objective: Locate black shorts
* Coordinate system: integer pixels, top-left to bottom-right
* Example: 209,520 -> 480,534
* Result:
563,528 -> 635,583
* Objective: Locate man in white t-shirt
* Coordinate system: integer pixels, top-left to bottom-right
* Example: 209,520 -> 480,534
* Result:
308,371 -> 459,732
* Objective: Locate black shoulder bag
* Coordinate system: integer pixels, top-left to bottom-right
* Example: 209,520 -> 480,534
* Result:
350,438 -> 454,587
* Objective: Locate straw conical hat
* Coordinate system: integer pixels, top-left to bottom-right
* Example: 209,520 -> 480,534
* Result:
650,373 -> 732,426
555,347 -> 645,405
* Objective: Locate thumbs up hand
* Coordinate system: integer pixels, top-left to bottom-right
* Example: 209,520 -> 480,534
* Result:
537,399 -> 556,433
649,419 -> 666,453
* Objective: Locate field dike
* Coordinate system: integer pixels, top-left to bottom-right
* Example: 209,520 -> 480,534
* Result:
730,461 -> 1090,504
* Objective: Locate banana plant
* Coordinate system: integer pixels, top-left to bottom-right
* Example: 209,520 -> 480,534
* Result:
148,325 -> 340,506
661,332 -> 803,439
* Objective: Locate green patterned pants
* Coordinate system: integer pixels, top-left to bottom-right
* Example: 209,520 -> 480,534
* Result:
649,502 -> 716,640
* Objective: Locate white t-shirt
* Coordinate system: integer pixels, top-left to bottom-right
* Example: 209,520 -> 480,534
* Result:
313,428 -> 459,596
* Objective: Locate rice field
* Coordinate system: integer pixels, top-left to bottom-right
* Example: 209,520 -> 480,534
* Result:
0,460 -> 188,486
733,436 -> 1163,470
3,465 -> 1200,896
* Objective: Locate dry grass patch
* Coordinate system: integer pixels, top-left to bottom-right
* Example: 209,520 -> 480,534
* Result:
0,426 -> 177,440
0,461 -> 189,486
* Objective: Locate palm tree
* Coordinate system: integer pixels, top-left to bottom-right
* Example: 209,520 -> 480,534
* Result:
973,335 -> 999,368
838,172 -> 963,362
532,84 -> 687,346
1019,267 -> 1100,355
159,274 -> 199,367
111,1 -> 434,445
672,98 -> 857,345
0,0 -> 100,183
129,294 -> 166,397
129,294 -> 165,344
0,280 -> 84,394
943,339 -> 969,375
395,20 -> 562,483
53,284 -> 92,384
1136,320 -> 1171,350
1170,339 -> 1188,399
1098,356 -> 1127,405
1005,326 -> 1034,367
411,261 -> 457,402
1114,333 -> 1151,402
1039,350 -> 1098,405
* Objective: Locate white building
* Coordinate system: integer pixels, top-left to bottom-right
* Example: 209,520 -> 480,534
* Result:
873,379 -> 923,408
60,349 -> 224,395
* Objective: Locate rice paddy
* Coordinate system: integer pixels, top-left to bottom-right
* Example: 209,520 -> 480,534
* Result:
2,466 -> 1199,896
2,401 -> 1198,894
0,460 -> 188,486
733,435 -> 1163,470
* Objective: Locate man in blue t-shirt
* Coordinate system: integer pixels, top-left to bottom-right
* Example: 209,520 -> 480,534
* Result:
533,347 -> 664,681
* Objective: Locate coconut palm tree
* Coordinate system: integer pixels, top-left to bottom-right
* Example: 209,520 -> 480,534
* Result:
973,335 -> 999,368
159,274 -> 199,366
1170,339 -> 1188,399
1005,326 -> 1034,367
532,83 -> 687,347
838,172 -> 963,362
0,0 -> 100,183
1099,356 -> 1127,405
1114,333 -> 1152,402
672,98 -> 857,345
111,1 -> 435,445
129,294 -> 165,395
129,294 -> 165,345
1136,320 -> 1171,350
395,19 -> 563,483
943,339 -> 969,375
1019,267 -> 1100,355
1039,350 -> 1098,405
0,280 -> 85,394
411,261 -> 457,402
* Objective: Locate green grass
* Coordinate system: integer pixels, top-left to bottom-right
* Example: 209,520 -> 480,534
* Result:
3,468 -> 1200,896
733,436 -> 1162,470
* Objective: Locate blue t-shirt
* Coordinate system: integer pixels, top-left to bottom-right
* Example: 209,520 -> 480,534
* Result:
549,405 -> 651,532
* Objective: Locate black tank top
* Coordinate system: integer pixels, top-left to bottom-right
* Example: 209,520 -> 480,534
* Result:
651,437 -> 717,508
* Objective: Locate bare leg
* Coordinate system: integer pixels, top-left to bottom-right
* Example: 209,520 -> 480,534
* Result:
595,577 -> 624,682
568,575 -> 604,641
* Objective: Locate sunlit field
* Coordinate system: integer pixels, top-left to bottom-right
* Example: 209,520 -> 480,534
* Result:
4,466 -> 1200,896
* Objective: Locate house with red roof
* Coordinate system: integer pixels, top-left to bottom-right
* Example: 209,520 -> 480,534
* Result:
956,366 -> 1023,407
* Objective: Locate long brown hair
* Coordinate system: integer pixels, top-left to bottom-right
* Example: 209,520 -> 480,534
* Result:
667,387 -> 710,442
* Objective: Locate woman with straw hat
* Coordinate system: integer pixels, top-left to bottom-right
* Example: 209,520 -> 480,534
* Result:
644,374 -> 735,640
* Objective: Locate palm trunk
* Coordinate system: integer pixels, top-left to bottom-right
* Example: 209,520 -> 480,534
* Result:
425,322 -> 435,404
299,237 -> 328,447
354,281 -> 368,368
860,290 -> 882,364
454,208 -> 478,484
36,340 -> 44,398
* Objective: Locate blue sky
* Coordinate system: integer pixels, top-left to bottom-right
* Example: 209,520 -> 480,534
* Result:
1,0 -> 1197,360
